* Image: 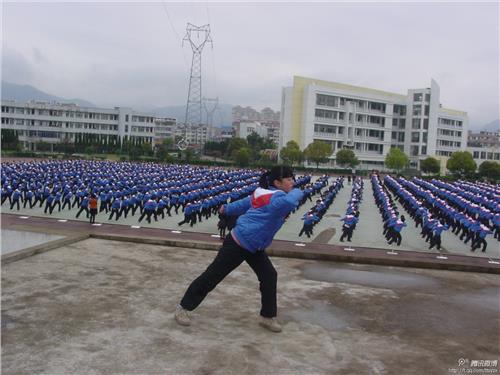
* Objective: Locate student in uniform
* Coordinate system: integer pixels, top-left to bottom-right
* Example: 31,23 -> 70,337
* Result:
175,166 -> 303,333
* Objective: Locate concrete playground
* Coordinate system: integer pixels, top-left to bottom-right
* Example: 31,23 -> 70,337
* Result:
2,237 -> 500,375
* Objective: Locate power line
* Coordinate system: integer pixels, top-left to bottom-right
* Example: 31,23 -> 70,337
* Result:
160,0 -> 189,69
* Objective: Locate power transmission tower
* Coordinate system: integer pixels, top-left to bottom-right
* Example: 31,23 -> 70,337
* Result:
203,97 -> 219,127
183,23 -> 213,126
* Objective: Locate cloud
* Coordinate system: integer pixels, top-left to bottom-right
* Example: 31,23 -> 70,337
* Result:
1,2 -> 498,127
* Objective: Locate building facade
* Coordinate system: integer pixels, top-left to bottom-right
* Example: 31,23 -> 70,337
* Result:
467,130 -> 500,148
154,117 -> 177,144
280,76 -> 468,170
1,100 -> 157,150
173,123 -> 216,145
233,121 -> 268,139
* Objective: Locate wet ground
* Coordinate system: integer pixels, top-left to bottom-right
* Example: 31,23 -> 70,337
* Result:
2,238 -> 499,375
1,229 -> 64,254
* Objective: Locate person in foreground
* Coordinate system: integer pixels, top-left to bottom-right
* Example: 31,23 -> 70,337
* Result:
174,166 -> 303,333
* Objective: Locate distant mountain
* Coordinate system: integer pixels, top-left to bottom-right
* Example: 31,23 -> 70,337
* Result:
480,119 -> 500,132
146,103 -> 234,128
1,81 -> 96,107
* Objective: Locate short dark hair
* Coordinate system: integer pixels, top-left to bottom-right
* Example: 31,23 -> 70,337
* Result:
259,165 -> 294,188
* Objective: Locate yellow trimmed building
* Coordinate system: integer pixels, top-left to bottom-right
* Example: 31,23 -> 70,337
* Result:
280,76 -> 469,170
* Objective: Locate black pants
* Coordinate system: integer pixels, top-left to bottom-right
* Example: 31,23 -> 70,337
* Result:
180,234 -> 277,318
89,208 -> 97,224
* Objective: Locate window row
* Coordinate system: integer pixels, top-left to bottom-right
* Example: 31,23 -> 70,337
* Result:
412,104 -> 430,116
413,93 -> 431,102
316,94 -> 386,113
439,118 -> 463,127
412,118 -> 429,129
410,145 -> 427,156
437,139 -> 461,148
438,129 -> 462,137
473,151 -> 500,160
391,131 -> 406,143
392,118 -> 406,129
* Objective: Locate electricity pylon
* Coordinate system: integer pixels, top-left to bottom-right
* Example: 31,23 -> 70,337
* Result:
183,23 -> 213,126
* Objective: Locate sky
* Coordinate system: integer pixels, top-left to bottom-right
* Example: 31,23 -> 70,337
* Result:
1,1 -> 499,128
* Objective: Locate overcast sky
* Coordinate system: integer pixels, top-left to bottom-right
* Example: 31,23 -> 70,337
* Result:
1,1 -> 499,128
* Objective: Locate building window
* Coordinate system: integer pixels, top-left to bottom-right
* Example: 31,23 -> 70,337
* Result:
399,119 -> 406,129
412,118 -> 420,129
424,105 -> 429,116
473,151 -> 479,158
425,93 -> 430,102
413,105 -> 422,116
413,93 -> 423,102
398,132 -> 405,142
392,131 -> 397,140
422,132 -> 428,143
316,94 -> 338,107
421,146 -> 427,155
393,105 -> 406,116
410,145 -> 419,156
411,132 -> 420,143
423,119 -> 429,129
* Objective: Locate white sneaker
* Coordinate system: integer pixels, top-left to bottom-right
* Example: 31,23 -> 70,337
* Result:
174,305 -> 191,326
259,316 -> 282,333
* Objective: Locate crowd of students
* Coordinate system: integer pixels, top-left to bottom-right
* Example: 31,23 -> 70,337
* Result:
371,174 -> 407,246
338,177 -> 363,242
384,175 -> 498,252
383,175 -> 446,250
0,160 -> 264,225
298,177 -> 344,238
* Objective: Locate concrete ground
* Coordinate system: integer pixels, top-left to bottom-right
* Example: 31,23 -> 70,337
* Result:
2,177 -> 497,259
2,238 -> 500,375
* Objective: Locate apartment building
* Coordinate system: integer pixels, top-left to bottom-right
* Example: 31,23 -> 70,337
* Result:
1,100 -> 156,150
280,76 -> 468,169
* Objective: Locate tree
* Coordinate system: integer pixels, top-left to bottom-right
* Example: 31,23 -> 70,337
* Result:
420,157 -> 441,175
478,161 -> 500,182
36,141 -> 52,152
155,140 -> 172,161
226,137 -> 248,158
1,129 -> 20,151
385,147 -> 409,172
280,140 -> 303,166
204,140 -> 228,159
183,148 -> 195,163
446,151 -> 476,178
335,149 -> 359,169
303,140 -> 332,168
233,147 -> 251,167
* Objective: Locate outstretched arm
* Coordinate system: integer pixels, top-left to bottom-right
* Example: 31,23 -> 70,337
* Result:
222,196 -> 252,216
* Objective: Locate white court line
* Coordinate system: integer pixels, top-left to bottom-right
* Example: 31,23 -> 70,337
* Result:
294,243 -> 306,247
92,223 -> 102,226
57,219 -> 67,222
210,234 -> 220,238
343,247 -> 355,252
131,225 -> 141,229
19,216 -> 29,219
171,230 -> 182,234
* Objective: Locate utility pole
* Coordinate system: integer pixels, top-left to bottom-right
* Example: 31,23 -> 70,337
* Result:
203,97 -> 219,127
183,23 -> 213,126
